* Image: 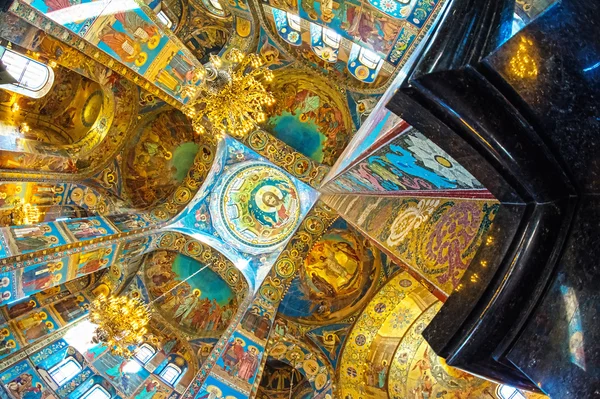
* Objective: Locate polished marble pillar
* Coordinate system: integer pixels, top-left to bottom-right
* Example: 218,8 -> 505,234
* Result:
386,0 -> 599,395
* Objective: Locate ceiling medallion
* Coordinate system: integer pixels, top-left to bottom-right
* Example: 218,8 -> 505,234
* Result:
210,162 -> 301,255
183,49 -> 275,139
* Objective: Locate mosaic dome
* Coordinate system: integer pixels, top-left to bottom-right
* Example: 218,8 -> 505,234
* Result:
210,161 -> 301,254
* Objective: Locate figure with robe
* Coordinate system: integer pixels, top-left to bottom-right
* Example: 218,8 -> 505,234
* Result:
222,338 -> 245,372
15,235 -> 59,253
235,347 -> 259,381
23,273 -> 61,293
22,262 -> 62,284
7,299 -> 37,319
168,53 -> 196,84
114,11 -> 158,43
134,380 -> 159,399
24,320 -> 53,341
174,290 -> 200,323
99,25 -> 146,65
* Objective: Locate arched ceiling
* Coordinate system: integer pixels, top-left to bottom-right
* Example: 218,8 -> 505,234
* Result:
279,218 -> 382,324
264,70 -> 355,167
141,250 -> 239,338
0,65 -> 105,147
123,110 -> 208,209
257,358 -> 306,399
338,271 -> 502,399
208,161 -> 302,255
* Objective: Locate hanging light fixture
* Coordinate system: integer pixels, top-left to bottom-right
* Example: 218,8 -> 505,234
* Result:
89,294 -> 150,358
88,264 -> 210,358
182,48 -> 275,140
10,198 -> 41,226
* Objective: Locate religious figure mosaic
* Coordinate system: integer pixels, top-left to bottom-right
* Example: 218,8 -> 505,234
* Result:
210,162 -> 301,255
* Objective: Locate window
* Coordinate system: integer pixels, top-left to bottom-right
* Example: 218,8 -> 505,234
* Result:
201,0 -> 227,16
134,344 -> 156,365
358,48 -> 381,69
322,27 -> 341,49
156,11 -> 173,28
49,357 -> 82,386
0,48 -> 50,92
287,13 -> 301,32
497,385 -> 526,399
159,364 -> 182,385
80,385 -> 110,399
209,0 -> 223,11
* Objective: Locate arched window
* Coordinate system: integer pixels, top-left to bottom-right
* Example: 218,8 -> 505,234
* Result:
159,363 -> 182,385
358,48 -> 382,69
49,357 -> 82,386
272,9 -> 302,46
0,47 -> 53,98
497,385 -> 526,399
201,0 -> 228,17
79,384 -> 111,399
347,44 -> 384,83
322,27 -> 341,49
156,11 -> 173,29
209,0 -> 224,11
310,23 -> 341,62
287,13 -> 301,31
134,343 -> 156,365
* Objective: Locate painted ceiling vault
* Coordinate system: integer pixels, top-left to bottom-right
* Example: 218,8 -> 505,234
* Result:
0,0 -> 553,399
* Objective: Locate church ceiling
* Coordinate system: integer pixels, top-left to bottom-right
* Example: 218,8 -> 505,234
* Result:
338,271 -> 501,399
324,194 -> 499,295
123,110 -> 207,209
264,70 -> 355,167
0,0 -> 552,398
279,218 -> 382,324
140,250 -> 240,339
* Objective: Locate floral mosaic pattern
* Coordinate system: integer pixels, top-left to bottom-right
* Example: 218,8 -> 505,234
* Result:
323,128 -> 485,194
324,194 -> 499,294
388,303 -> 501,398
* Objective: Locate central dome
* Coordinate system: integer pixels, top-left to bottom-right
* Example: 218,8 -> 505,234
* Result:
210,161 -> 301,254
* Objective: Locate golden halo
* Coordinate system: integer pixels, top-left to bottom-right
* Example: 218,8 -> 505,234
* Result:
207,386 -> 222,396
193,288 -> 202,297
135,52 -> 148,66
254,186 -> 284,213
148,35 -> 160,50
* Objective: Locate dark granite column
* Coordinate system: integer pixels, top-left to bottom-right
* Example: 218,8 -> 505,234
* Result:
386,0 -> 599,395
483,1 -> 600,396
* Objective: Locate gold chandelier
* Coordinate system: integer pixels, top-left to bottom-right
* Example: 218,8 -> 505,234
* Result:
183,48 -> 275,139
89,294 -> 150,358
10,199 -> 41,226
